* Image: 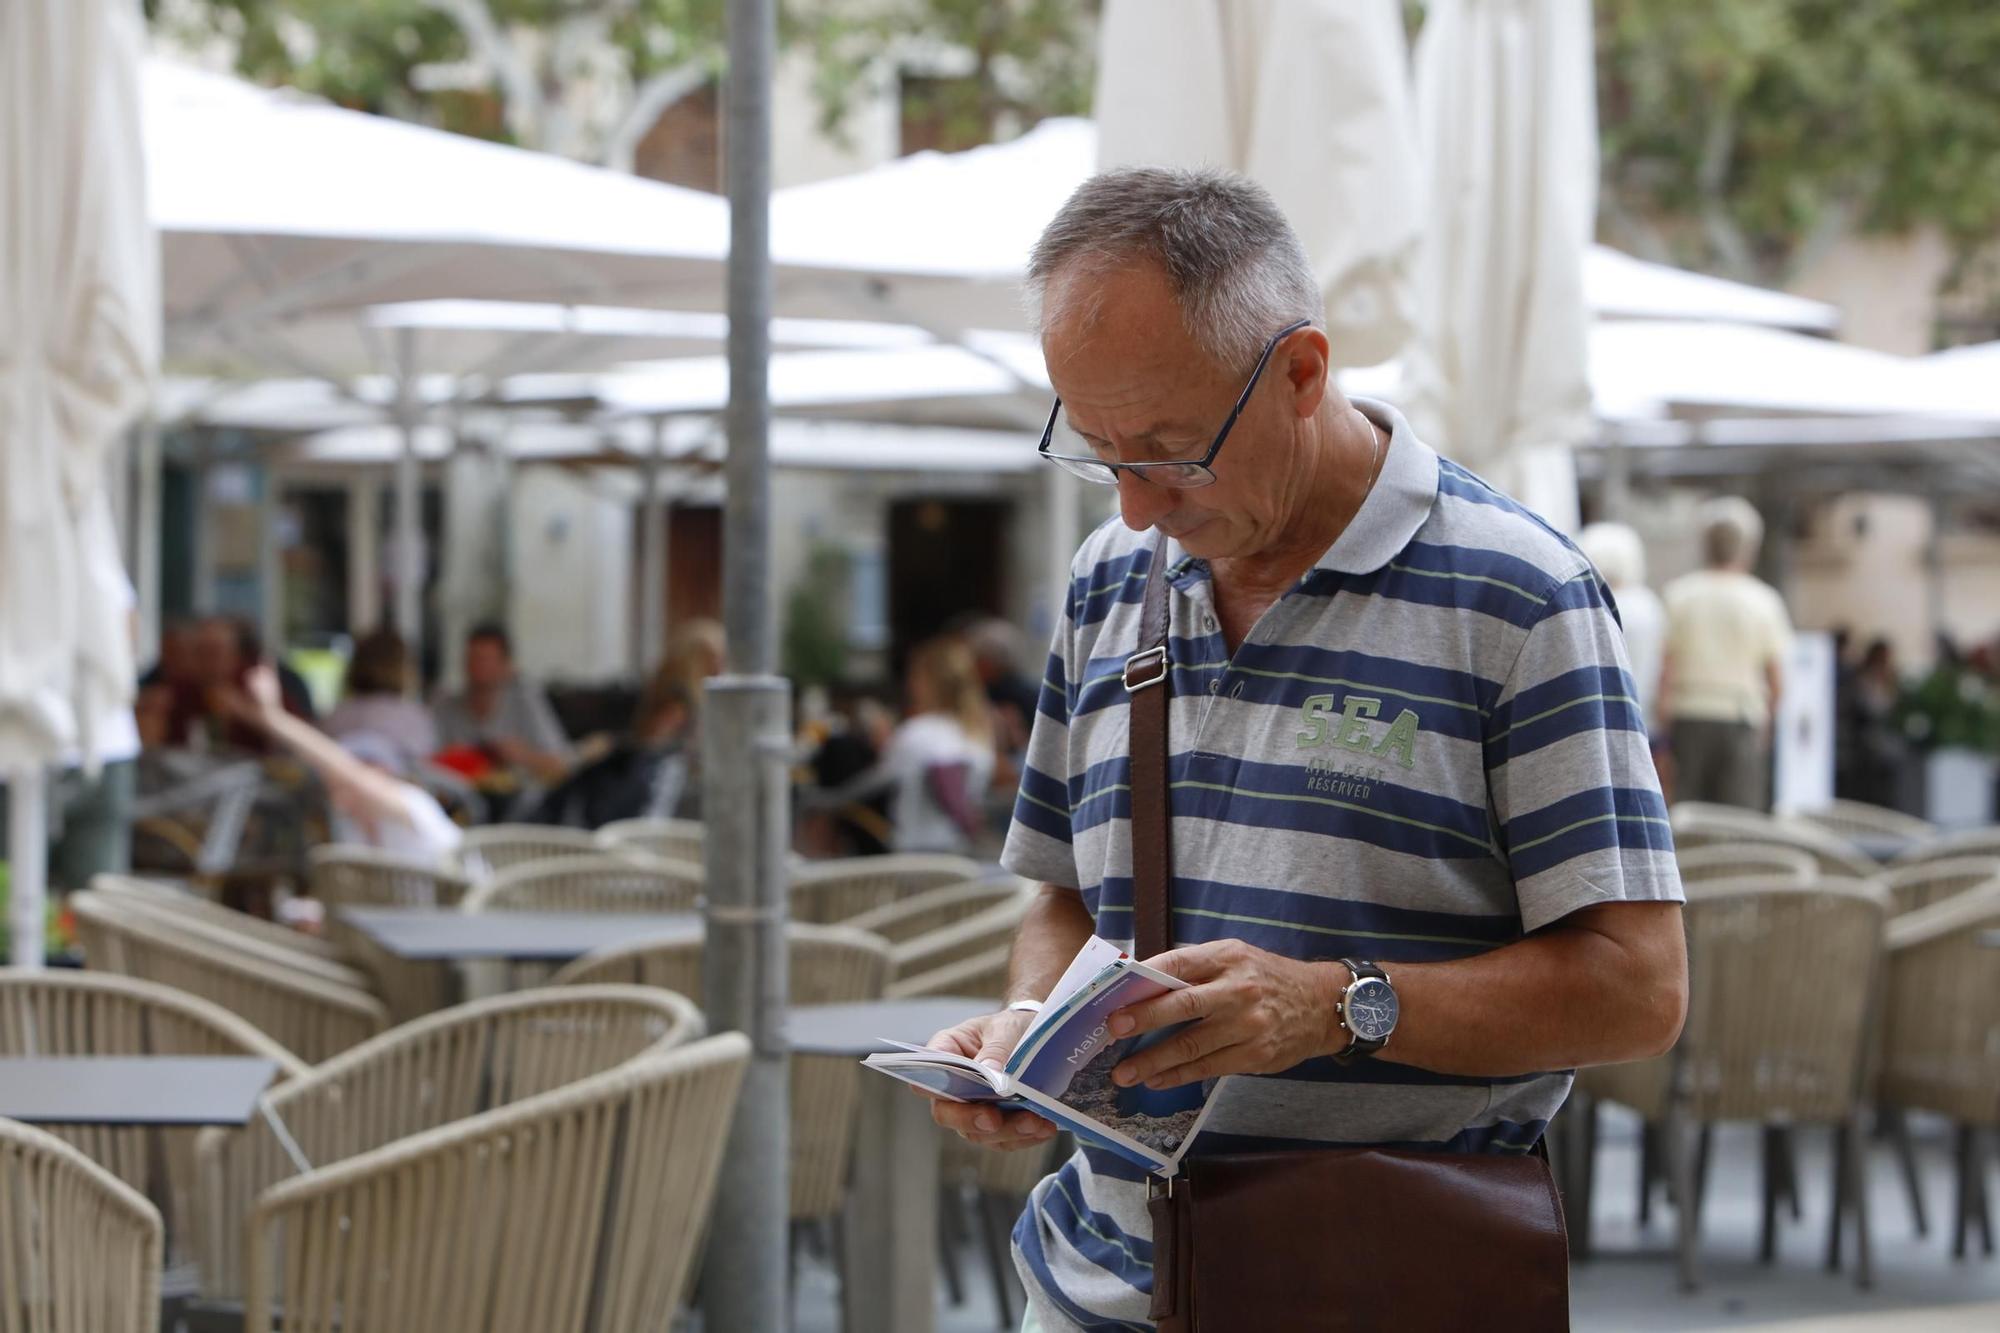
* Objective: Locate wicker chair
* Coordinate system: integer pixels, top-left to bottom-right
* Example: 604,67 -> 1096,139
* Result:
596,815 -> 704,863
89,872 -> 346,966
1671,804 -> 1881,879
1880,882 -> 2000,1259
459,824 -> 607,882
1892,825 -> 2000,867
553,925 -> 888,1226
1665,875 -> 1887,1290
1675,843 -> 1816,886
82,876 -> 374,994
0,1116 -> 164,1333
464,853 -> 704,915
309,844 -> 473,1022
192,984 -> 701,1306
888,944 -> 1013,1000
886,894 -> 1031,983
0,969 -> 307,1265
843,878 -> 1029,945
1878,857 -> 2000,917
1794,800 -> 1934,845
242,1033 -> 750,1333
71,891 -> 389,1064
789,854 -> 985,925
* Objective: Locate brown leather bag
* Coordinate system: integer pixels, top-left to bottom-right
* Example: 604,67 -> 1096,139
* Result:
1123,536 -> 1571,1333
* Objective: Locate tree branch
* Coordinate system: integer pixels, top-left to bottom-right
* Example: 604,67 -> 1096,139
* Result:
425,0 -> 542,143
603,64 -> 714,172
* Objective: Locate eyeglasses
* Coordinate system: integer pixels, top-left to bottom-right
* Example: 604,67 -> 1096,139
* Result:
1036,318 -> 1313,488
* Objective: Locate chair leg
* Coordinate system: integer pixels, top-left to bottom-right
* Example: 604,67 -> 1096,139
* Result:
1972,1127 -> 1996,1258
1848,1113 -> 1874,1290
938,1184 -> 968,1307
1887,1106 -> 1929,1238
1954,1123 -> 1974,1261
1572,1096 -> 1600,1263
977,1191 -> 1022,1331
1639,1121 -> 1657,1226
1776,1125 -> 1803,1222
1693,1123 -> 1714,1228
1667,1112 -> 1701,1293
1760,1125 -> 1783,1264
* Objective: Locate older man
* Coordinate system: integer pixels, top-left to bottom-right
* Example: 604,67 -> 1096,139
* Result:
925,168 -> 1688,1331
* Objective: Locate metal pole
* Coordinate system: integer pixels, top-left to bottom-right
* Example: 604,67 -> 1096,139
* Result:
1047,461 -> 1080,617
257,464 -> 283,659
393,327 -> 423,653
135,411 -> 162,661
7,769 -> 47,968
349,475 -> 380,634
700,0 -> 789,1326
636,415 -> 668,676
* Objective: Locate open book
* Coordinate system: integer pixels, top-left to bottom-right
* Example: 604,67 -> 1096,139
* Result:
862,937 -> 1219,1176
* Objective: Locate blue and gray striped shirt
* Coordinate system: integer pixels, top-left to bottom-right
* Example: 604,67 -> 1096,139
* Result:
1001,399 -> 1681,1332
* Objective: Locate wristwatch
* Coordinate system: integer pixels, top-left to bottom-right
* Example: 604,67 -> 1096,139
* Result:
1332,959 -> 1398,1064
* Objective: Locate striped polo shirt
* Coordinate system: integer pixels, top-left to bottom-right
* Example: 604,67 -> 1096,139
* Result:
1001,398 -> 1682,1332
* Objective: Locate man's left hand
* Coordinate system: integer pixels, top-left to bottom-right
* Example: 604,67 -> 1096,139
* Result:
1107,940 -> 1349,1091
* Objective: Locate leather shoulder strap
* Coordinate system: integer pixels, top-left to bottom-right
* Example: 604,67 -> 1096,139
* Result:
1125,536 -> 1174,961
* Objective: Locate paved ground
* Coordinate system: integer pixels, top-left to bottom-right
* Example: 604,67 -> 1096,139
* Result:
790,1106 -> 2000,1332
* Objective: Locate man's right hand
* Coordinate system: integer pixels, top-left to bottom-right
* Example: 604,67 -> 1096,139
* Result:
922,1008 -> 1059,1151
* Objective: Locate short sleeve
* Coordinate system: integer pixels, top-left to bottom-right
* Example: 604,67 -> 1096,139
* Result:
1485,572 -> 1683,933
520,682 -> 575,759
1000,581 -> 1083,891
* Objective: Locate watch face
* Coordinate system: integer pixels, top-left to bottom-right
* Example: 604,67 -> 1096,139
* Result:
1346,977 -> 1398,1042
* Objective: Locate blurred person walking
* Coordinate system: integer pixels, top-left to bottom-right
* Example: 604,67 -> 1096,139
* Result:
1661,497 -> 1793,810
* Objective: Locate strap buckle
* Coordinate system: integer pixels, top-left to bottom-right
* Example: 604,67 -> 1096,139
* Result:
1123,645 -> 1169,693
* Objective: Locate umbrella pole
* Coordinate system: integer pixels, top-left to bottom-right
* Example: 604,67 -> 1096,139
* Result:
6,768 -> 48,968
700,0 -> 790,1327
393,328 -> 423,655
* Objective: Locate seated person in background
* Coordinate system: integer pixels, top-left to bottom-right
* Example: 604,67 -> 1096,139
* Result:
223,665 -> 462,864
806,688 -> 895,857
153,615 -> 312,753
527,669 -> 693,830
812,635 -> 997,856
429,622 -> 573,784
325,628 -> 437,775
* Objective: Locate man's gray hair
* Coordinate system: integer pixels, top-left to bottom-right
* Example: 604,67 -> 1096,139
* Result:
1026,166 -> 1325,372
1699,496 -> 1765,569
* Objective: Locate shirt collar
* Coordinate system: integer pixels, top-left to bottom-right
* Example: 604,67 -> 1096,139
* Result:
1313,397 -> 1439,576
1158,397 -> 1438,580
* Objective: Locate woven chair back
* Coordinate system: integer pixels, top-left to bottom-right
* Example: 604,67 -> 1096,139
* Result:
0,1116 -> 163,1333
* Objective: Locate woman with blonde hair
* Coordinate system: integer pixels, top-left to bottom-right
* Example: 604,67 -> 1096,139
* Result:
815,634 -> 997,854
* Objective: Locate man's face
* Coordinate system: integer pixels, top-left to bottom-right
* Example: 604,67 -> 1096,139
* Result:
1041,262 -> 1332,561
465,637 -> 512,690
191,620 -> 241,688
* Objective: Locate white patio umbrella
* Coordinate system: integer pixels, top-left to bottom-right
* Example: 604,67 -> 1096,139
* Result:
1,0 -> 157,966
1400,0 -> 1598,532
1094,0 -> 1424,369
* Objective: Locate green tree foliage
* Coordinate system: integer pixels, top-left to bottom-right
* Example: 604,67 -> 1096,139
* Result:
148,0 -> 1095,162
1595,0 -> 2000,281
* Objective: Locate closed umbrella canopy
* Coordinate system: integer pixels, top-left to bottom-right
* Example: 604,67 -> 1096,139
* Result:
1,0 -> 157,964
1094,0 -> 1424,368
1401,0 -> 1598,530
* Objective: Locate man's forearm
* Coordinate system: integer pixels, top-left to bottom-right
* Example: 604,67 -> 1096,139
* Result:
1004,883 -> 1097,1007
1337,902 -> 1687,1079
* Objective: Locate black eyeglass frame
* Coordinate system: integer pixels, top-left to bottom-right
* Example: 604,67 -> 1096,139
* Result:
1035,317 -> 1315,487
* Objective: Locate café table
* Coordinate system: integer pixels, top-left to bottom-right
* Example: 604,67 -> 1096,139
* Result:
0,1055 -> 280,1127
336,906 -> 699,963
790,996 -> 995,1333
